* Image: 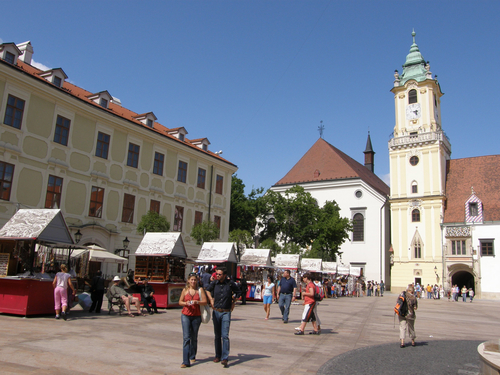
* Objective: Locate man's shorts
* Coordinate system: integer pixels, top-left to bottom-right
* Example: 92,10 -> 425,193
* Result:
301,302 -> 316,322
263,295 -> 273,304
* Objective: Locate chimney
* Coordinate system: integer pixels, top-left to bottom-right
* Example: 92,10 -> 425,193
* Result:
17,41 -> 33,65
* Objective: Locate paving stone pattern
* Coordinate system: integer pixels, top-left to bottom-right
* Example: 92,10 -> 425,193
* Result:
0,293 -> 497,375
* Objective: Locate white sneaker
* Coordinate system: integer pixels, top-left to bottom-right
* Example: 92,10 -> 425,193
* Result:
294,326 -> 301,331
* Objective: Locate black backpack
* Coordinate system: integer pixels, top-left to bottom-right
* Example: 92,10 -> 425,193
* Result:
394,292 -> 408,317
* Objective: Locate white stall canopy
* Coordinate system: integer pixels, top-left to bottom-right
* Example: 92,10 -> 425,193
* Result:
0,209 -> 73,244
239,249 -> 272,267
350,266 -> 361,277
71,248 -> 128,264
337,265 -> 350,275
196,242 -> 238,263
274,254 -> 300,269
134,232 -> 187,258
300,258 -> 322,273
322,261 -> 337,274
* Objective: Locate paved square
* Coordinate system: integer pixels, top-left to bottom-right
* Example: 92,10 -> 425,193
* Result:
0,294 -> 498,374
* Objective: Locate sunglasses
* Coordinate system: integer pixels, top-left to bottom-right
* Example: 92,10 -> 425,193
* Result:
189,273 -> 198,277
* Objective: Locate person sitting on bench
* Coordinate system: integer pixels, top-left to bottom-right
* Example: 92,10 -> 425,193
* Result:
108,276 -> 144,317
141,278 -> 159,315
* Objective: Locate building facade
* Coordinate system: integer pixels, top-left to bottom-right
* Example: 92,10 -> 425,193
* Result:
0,41 -> 237,274
271,137 -> 391,286
389,32 -> 500,298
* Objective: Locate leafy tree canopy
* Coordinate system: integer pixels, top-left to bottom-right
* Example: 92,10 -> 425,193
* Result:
258,238 -> 282,257
257,186 -> 352,261
229,229 -> 254,261
191,220 -> 220,245
230,174 -> 265,233
137,211 -> 170,234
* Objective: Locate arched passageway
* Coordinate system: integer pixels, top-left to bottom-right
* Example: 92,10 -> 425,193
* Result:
451,270 -> 474,291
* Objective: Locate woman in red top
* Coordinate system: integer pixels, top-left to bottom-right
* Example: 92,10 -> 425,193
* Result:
294,273 -> 319,335
179,273 -> 207,368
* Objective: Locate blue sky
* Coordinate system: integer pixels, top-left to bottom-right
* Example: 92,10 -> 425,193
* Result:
2,1 -> 499,194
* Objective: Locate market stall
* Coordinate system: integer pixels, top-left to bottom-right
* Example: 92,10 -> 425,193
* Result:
274,254 -> 301,298
133,232 -> 187,308
238,249 -> 273,301
196,242 -> 239,278
71,246 -> 128,290
0,209 -> 75,316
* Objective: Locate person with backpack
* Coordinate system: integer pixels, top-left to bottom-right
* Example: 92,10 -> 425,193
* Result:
396,284 -> 418,348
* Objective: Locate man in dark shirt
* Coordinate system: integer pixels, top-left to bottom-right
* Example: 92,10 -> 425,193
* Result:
206,267 -> 240,368
277,270 -> 297,323
201,266 -> 212,289
89,270 -> 105,313
141,278 -> 158,314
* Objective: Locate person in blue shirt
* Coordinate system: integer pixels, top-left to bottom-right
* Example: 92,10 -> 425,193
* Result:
276,270 -> 297,323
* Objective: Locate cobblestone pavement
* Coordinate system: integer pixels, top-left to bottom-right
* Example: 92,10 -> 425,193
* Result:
0,293 -> 498,375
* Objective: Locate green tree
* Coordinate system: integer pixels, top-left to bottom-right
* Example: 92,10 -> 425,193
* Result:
191,220 -> 220,245
229,229 -> 253,261
258,238 -> 282,257
229,174 -> 264,233
136,211 -> 170,234
259,186 -> 319,248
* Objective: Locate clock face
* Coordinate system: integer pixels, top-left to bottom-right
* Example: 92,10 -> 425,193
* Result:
406,103 -> 421,120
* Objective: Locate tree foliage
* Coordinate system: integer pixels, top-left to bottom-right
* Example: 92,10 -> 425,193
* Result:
191,220 -> 220,245
228,229 -> 254,261
257,185 -> 352,261
229,174 -> 265,233
258,238 -> 282,257
137,211 -> 170,234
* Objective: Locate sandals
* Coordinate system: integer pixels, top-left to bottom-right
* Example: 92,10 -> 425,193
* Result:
128,313 -> 135,318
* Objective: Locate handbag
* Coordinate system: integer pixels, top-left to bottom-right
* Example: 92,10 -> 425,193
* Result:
199,288 -> 211,324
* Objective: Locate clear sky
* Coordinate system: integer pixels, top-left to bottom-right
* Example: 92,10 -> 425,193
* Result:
2,1 -> 499,194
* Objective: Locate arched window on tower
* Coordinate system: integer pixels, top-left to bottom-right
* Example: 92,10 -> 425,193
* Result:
411,181 -> 418,194
412,209 -> 420,222
353,213 -> 364,242
408,89 -> 417,104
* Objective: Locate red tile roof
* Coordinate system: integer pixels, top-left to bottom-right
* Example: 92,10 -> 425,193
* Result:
273,138 -> 389,196
444,155 -> 500,223
5,59 -> 235,167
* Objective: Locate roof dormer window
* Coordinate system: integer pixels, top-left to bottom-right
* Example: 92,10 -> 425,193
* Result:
87,91 -> 113,110
5,52 -> 15,64
0,43 -> 21,65
39,68 -> 68,88
133,112 -> 157,128
191,138 -> 210,151
167,127 -> 188,142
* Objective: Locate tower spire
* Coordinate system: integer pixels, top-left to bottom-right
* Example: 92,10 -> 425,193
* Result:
363,131 -> 375,173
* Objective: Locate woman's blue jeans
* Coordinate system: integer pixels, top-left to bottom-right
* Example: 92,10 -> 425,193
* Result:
181,314 -> 202,365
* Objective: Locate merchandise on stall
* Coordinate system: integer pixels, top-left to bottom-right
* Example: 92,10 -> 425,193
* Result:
238,248 -> 273,301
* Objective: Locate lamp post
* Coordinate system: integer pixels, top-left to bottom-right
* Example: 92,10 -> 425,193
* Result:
115,237 -> 130,273
67,229 -> 82,272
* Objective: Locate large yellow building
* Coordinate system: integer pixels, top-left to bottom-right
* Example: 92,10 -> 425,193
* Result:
0,41 -> 237,275
388,32 -> 450,293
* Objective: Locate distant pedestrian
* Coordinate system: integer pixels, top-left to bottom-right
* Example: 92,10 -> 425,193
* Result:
469,288 -> 474,302
380,280 -> 385,297
277,270 -> 297,324
240,274 -> 248,305
263,275 -> 275,320
399,284 -> 418,348
461,286 -> 468,302
52,264 -> 76,320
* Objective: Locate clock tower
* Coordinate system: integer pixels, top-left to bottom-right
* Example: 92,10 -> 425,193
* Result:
389,32 -> 451,294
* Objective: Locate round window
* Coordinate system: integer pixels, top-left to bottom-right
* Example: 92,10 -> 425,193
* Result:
410,156 -> 419,166
355,190 -> 363,198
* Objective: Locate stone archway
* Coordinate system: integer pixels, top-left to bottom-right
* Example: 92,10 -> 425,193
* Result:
451,270 -> 475,291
